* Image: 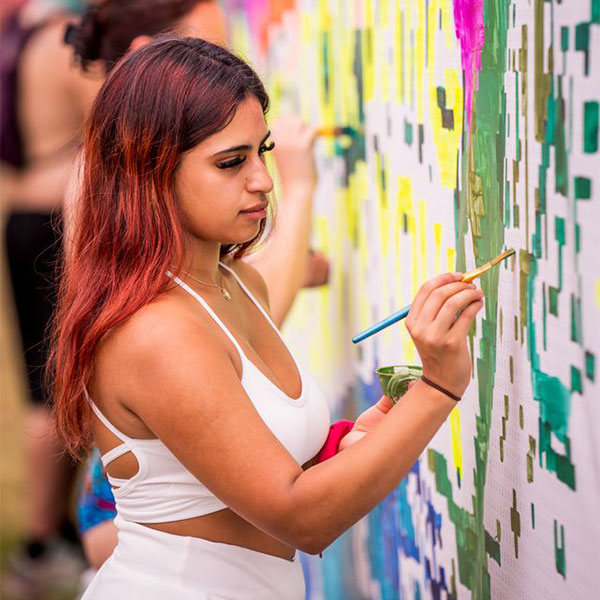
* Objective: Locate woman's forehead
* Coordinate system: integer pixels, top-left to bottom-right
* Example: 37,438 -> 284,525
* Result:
197,97 -> 269,154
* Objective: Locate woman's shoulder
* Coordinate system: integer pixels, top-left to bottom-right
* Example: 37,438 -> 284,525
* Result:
94,292 -> 228,385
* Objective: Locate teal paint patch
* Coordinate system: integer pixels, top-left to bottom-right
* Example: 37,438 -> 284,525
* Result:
404,119 -> 413,145
585,352 -> 595,381
571,366 -> 583,393
583,101 -> 599,153
554,521 -> 566,578
560,26 -> 569,51
571,294 -> 582,344
574,176 -> 591,199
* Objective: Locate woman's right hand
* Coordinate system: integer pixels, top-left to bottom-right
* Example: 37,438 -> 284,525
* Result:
405,273 -> 484,399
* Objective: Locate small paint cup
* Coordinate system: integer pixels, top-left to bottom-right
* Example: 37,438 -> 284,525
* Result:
375,365 -> 423,405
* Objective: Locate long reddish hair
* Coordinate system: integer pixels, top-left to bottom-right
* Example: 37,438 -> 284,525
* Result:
50,37 -> 270,458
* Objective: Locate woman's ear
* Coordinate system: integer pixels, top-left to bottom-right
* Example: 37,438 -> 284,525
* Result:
128,35 -> 153,53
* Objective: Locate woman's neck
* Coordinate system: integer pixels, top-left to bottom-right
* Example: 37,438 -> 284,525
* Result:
181,238 -> 223,284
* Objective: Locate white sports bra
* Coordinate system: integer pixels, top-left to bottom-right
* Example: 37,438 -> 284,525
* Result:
88,262 -> 331,523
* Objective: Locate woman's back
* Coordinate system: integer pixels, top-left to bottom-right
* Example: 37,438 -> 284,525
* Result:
15,15 -> 101,210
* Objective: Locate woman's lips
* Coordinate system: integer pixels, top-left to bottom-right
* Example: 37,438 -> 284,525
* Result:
240,208 -> 267,219
240,203 -> 267,219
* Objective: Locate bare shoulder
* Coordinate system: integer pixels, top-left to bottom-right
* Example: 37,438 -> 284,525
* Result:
19,18 -> 86,155
94,292 -> 231,407
20,18 -> 76,87
223,255 -> 271,311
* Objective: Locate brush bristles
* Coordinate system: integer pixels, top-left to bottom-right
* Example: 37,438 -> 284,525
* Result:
490,248 -> 515,266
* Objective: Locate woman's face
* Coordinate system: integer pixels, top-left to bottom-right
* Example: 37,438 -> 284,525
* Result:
175,96 -> 274,246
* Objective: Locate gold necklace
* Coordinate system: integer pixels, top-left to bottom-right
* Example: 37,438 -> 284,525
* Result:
179,267 -> 232,300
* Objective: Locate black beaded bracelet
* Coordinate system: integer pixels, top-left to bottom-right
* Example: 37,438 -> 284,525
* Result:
421,376 -> 462,402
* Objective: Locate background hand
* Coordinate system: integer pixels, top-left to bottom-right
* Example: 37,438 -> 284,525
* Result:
271,115 -> 317,193
302,249 -> 330,288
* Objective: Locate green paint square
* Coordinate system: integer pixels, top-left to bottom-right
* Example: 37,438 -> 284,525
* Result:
575,224 -> 581,254
574,177 -> 591,199
571,366 -> 583,393
561,26 -> 569,51
554,217 -> 566,244
583,101 -> 599,153
575,22 -> 590,51
404,120 -> 413,146
585,352 -> 595,382
571,294 -> 583,343
593,0 -> 600,24
549,287 -> 559,316
436,86 -> 446,108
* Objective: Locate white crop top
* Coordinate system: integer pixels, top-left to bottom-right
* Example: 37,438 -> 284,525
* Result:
87,262 -> 331,524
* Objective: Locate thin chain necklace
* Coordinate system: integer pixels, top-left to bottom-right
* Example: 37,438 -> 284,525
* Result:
178,266 -> 232,300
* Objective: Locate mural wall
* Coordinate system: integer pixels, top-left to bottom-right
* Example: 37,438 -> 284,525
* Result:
226,1 -> 600,598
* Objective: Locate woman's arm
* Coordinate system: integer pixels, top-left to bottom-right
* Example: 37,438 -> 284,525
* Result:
112,272 -> 482,555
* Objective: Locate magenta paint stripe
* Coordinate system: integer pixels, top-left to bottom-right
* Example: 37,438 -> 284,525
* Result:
453,0 -> 485,131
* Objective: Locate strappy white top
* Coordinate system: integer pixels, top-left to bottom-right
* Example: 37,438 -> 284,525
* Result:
87,262 -> 331,523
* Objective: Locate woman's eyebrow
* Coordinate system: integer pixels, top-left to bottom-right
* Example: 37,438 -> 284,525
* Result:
212,131 -> 271,156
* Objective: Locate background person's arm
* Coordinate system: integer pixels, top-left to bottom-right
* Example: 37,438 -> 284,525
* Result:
246,115 -> 324,327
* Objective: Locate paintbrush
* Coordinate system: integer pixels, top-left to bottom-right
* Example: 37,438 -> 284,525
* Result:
352,248 -> 515,344
315,125 -> 361,137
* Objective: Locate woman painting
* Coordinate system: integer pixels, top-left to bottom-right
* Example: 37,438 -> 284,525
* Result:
51,36 -> 484,598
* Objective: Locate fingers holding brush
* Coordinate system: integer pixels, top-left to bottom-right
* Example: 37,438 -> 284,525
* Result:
433,287 -> 485,332
450,294 -> 485,338
405,272 -> 463,329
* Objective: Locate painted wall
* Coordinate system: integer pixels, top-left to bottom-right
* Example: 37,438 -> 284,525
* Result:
226,1 -> 600,598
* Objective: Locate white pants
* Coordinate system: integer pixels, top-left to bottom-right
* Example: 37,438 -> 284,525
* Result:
81,515 -> 305,599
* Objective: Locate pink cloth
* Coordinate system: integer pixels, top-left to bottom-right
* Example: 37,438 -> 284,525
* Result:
315,420 -> 355,463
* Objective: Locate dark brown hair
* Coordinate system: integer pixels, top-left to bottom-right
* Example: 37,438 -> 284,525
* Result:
50,36 -> 270,457
65,0 -> 212,72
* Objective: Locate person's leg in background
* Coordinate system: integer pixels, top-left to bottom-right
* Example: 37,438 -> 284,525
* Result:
3,212 -> 85,597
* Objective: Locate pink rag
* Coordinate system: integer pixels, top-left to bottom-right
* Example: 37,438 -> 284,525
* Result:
315,420 -> 355,463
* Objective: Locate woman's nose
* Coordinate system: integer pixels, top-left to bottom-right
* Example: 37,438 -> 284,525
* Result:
246,159 -> 274,194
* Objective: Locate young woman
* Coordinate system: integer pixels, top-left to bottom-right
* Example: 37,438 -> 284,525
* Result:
51,36 -> 484,599
62,0 -> 329,572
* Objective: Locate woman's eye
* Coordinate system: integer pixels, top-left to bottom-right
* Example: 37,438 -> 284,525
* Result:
217,156 -> 246,170
259,141 -> 276,155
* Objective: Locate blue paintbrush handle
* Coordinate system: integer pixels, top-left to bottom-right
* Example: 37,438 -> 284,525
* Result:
352,304 -> 412,343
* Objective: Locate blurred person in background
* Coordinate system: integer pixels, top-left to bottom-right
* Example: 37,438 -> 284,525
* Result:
1,0 -> 329,594
1,1 -> 94,597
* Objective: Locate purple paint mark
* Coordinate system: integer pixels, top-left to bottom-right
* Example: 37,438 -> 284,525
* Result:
453,0 -> 485,132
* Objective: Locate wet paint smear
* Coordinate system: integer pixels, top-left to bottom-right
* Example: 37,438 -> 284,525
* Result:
447,0 -> 508,596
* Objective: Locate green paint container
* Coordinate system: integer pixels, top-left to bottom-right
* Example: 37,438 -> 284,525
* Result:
375,365 -> 423,405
